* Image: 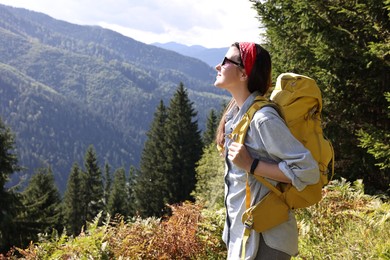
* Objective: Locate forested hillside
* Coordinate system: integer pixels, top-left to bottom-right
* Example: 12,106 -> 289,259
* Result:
0,4 -> 228,192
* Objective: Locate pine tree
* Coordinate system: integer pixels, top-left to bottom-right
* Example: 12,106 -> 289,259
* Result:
252,0 -> 389,193
107,167 -> 128,217
63,163 -> 84,236
134,100 -> 170,217
134,85 -> 203,217
82,145 -> 104,222
21,167 -> 62,245
202,109 -> 218,146
103,162 -> 112,210
0,118 -> 22,252
127,166 -> 137,216
164,83 -> 203,204
357,92 -> 390,171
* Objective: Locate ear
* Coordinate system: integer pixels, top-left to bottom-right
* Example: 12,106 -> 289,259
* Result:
240,71 -> 248,81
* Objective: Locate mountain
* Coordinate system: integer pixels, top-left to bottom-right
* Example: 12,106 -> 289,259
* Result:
152,42 -> 228,67
0,4 -> 228,192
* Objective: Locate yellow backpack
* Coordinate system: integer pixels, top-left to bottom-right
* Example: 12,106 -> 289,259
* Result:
235,73 -> 335,259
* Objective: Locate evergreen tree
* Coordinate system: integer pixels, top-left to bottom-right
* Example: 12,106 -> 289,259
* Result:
357,92 -> 390,172
127,166 -> 137,216
202,109 -> 218,146
63,163 -> 84,236
164,83 -> 203,204
103,162 -> 112,210
252,0 -> 389,193
192,143 -> 225,210
82,145 -> 104,222
134,100 -> 170,217
107,167 -> 128,217
0,118 -> 22,252
21,167 -> 62,245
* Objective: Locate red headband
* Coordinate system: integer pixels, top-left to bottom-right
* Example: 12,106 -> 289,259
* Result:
239,42 -> 256,77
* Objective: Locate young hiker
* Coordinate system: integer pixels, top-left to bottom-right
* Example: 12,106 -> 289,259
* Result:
214,42 -> 320,259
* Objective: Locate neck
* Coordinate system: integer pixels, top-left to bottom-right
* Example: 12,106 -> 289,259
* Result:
231,89 -> 251,108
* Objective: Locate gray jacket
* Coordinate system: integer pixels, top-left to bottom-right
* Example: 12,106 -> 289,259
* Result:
222,92 -> 319,259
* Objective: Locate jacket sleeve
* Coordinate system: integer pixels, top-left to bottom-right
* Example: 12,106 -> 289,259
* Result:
250,108 -> 320,191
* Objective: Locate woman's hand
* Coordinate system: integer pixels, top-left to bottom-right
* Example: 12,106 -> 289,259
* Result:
228,142 -> 292,183
227,142 -> 253,172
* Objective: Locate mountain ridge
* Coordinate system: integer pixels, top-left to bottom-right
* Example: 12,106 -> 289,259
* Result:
0,4 -> 228,192
152,41 -> 228,67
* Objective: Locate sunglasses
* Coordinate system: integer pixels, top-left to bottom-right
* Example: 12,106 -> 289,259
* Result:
221,57 -> 243,68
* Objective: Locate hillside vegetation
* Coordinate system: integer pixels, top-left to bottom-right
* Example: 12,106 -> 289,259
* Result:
5,180 -> 389,259
0,0 -> 388,258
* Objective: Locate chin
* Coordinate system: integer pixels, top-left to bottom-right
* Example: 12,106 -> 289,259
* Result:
214,80 -> 222,88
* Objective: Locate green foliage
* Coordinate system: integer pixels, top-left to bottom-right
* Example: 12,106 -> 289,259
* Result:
102,162 -> 111,210
13,203 -> 226,259
16,212 -> 111,259
133,100 -> 170,217
294,179 -> 390,259
82,145 -> 104,222
107,168 -> 128,217
192,144 -> 225,210
202,109 -> 218,146
0,118 -> 22,252
62,163 -> 84,236
134,84 -> 203,217
164,83 -> 203,204
20,167 -> 63,247
11,180 -> 389,259
357,92 -> 390,173
252,0 -> 390,194
0,118 -> 20,188
0,62 -> 137,193
197,207 -> 227,259
0,4 -> 227,194
126,166 -> 137,217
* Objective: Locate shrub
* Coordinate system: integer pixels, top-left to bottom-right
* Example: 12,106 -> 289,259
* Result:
106,202 -> 226,259
294,179 -> 390,259
6,179 -> 389,259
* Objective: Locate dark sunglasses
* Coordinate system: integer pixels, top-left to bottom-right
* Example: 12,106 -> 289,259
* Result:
221,57 -> 243,68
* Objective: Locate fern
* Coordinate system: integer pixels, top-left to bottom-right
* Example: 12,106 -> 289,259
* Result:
12,180 -> 389,260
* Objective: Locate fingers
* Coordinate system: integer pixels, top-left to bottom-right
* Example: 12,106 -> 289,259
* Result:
228,141 -> 242,152
227,142 -> 243,160
227,142 -> 254,172
228,142 -> 248,164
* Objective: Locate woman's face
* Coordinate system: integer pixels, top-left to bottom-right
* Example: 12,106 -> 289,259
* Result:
214,46 -> 244,91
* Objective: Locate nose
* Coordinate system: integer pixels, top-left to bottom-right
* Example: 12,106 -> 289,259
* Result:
215,63 -> 221,71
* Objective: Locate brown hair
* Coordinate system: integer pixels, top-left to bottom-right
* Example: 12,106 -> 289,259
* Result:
215,43 -> 272,149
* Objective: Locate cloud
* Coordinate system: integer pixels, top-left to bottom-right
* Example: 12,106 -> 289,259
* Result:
0,0 -> 261,48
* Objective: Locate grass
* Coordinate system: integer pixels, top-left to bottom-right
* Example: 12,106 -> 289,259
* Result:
294,179 -> 390,260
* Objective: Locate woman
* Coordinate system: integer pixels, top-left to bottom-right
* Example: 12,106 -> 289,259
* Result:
214,42 -> 319,259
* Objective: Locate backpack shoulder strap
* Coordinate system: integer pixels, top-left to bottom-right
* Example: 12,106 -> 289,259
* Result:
228,96 -> 282,198
217,96 -> 282,153
239,96 -> 283,260
228,96 -> 278,144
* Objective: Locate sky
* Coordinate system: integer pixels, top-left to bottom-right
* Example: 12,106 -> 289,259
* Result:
0,0 -> 263,48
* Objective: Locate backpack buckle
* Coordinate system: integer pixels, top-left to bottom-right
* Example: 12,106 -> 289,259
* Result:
244,217 -> 253,229
226,133 -> 238,141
